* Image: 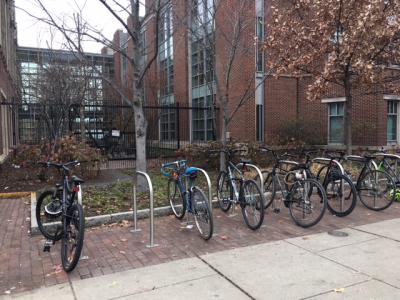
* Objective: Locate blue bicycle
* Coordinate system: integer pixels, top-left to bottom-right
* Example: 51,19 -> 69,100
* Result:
161,160 -> 213,240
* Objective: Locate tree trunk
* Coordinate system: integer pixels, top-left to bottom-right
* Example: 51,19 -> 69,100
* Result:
134,102 -> 148,189
344,78 -> 353,155
220,96 -> 228,171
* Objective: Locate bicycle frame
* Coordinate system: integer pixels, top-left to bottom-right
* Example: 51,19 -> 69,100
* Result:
225,161 -> 245,203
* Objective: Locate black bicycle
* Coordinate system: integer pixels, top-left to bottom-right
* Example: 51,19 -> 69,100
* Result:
36,161 -> 85,272
314,152 -> 358,217
215,149 -> 265,230
262,147 -> 327,228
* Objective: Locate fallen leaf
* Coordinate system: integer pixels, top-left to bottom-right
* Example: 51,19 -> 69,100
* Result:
220,235 -> 229,240
302,237 -> 310,240
120,238 -> 128,242
4,291 -> 10,295
334,288 -> 345,293
119,251 -> 126,255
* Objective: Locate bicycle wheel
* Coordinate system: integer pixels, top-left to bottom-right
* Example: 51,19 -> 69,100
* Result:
262,172 -> 275,209
192,187 -> 213,240
216,171 -> 232,212
168,178 -> 186,219
324,173 -> 357,217
36,190 -> 63,241
357,169 -> 395,211
288,178 -> 327,228
241,179 -> 265,230
61,203 -> 84,272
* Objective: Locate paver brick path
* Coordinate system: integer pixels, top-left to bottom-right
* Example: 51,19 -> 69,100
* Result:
0,196 -> 399,295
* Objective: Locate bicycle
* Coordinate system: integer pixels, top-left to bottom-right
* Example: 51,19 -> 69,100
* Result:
262,147 -> 327,228
161,160 -> 213,240
215,149 -> 265,230
375,152 -> 400,201
36,161 -> 85,272
316,152 -> 396,212
313,151 -> 358,217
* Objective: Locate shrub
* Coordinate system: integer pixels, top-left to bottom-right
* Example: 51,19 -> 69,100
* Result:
273,118 -> 324,149
11,135 -> 105,180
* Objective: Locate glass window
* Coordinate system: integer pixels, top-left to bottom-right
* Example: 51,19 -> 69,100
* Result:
387,101 -> 397,142
192,95 -> 215,141
329,102 -> 344,144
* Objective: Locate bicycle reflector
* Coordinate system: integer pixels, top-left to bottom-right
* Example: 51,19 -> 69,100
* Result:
73,186 -> 80,192
173,172 -> 179,180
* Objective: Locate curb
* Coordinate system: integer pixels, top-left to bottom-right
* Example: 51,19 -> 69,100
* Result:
0,191 -> 31,199
30,198 -> 220,235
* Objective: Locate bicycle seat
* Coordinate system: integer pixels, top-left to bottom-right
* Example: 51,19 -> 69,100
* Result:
71,175 -> 84,184
184,167 -> 199,177
240,159 -> 252,165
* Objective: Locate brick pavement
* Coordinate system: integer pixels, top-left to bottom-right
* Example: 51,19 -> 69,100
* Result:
0,196 -> 399,295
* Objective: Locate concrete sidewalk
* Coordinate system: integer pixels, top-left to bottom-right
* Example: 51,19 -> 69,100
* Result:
2,218 -> 400,300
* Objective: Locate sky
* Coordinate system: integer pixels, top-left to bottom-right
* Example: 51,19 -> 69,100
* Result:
15,0 -> 143,54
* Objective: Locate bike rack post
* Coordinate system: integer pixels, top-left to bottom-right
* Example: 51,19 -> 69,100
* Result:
196,168 -> 213,213
346,155 -> 378,171
130,184 -> 141,233
312,158 -> 345,175
312,157 -> 346,209
135,171 -> 158,248
235,163 -> 264,195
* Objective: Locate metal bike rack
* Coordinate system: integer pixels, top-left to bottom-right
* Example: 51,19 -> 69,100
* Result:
235,163 -> 264,194
131,171 -> 158,248
376,153 -> 400,176
312,158 -> 345,175
196,168 -> 213,213
130,184 -> 141,233
312,157 -> 346,211
346,155 -> 378,170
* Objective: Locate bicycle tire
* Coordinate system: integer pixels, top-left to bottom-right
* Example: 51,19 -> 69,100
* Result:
288,178 -> 327,228
357,169 -> 395,211
262,171 -> 275,209
324,173 -> 357,217
61,203 -> 85,272
241,179 -> 265,230
168,178 -> 186,219
36,190 -> 63,241
216,171 -> 232,212
192,187 -> 214,240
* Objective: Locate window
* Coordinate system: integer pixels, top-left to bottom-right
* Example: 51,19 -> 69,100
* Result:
255,16 -> 264,73
192,95 -> 215,141
158,5 -> 175,141
328,102 -> 344,144
388,100 -> 398,143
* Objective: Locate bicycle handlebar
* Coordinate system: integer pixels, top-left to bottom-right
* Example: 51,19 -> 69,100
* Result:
38,160 -> 80,173
161,160 -> 187,177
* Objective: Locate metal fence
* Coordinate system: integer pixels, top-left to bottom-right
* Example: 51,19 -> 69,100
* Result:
3,102 -> 219,160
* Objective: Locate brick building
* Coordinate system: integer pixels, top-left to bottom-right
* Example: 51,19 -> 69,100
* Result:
0,0 -> 19,162
112,0 -> 399,148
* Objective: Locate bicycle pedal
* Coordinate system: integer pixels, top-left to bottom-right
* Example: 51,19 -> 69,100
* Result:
43,239 -> 53,252
273,208 -> 280,213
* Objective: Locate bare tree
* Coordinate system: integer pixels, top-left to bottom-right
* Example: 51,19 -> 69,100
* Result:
20,0 -> 166,175
266,0 -> 400,154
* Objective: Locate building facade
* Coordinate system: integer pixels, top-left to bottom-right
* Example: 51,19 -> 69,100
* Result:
114,0 -> 399,148
17,46 -> 115,145
0,0 -> 19,162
